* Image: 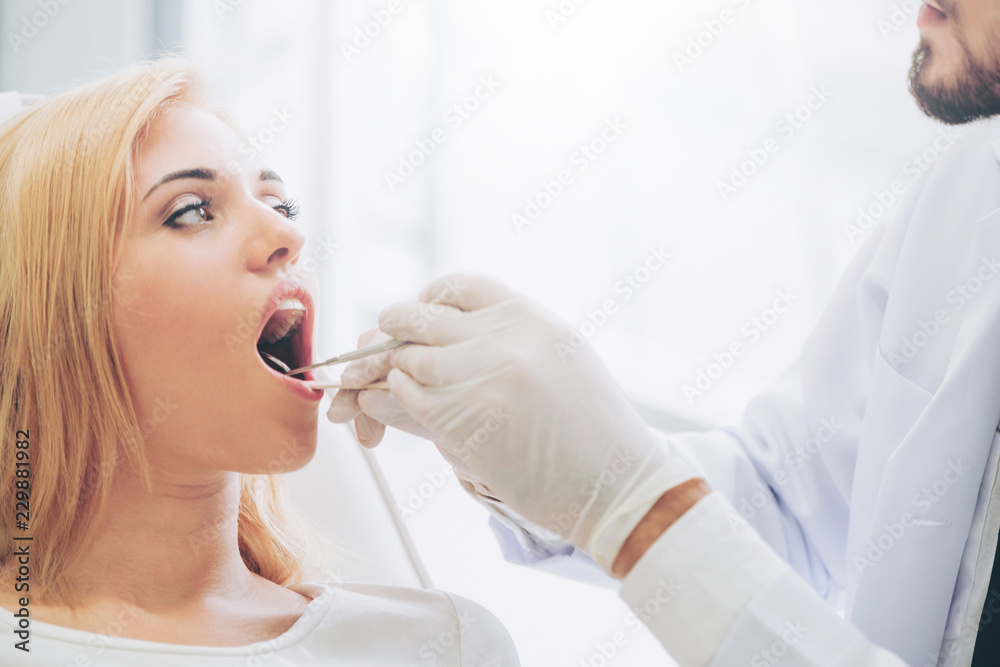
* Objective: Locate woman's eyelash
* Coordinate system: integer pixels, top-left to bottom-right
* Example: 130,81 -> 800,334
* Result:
163,198 -> 213,229
274,198 -> 300,221
161,197 -> 299,229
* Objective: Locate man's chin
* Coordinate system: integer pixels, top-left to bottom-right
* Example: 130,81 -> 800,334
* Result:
910,47 -> 974,124
908,36 -> 1000,125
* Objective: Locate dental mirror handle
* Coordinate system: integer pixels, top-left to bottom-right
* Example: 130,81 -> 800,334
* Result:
285,338 -> 410,376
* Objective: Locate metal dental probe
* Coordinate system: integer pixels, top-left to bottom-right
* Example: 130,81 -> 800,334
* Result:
266,338 -> 409,389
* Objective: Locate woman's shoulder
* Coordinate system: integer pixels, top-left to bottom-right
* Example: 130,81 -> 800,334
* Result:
304,581 -> 520,665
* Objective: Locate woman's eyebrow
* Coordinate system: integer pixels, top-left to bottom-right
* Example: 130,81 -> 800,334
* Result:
143,167 -> 216,201
143,168 -> 282,201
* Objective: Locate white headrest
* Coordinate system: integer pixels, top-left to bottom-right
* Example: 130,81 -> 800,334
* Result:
0,92 -> 44,124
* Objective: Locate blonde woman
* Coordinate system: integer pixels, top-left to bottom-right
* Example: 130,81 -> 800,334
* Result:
0,59 -> 518,665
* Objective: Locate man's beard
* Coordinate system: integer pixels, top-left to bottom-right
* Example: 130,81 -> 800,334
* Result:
909,36 -> 1000,125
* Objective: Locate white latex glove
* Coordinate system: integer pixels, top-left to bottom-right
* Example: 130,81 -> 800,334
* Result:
326,326 -> 439,447
327,328 -> 499,494
328,273 -> 699,573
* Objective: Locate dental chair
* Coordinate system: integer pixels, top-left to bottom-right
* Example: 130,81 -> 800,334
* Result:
0,90 -> 431,591
284,417 -> 431,589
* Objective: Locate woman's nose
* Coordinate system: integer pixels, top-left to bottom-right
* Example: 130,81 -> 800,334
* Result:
246,202 -> 306,274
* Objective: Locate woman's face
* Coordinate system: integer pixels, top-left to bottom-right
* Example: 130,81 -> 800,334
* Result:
113,104 -> 323,479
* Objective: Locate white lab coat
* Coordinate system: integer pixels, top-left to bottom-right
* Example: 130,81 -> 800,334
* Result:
488,116 -> 1000,666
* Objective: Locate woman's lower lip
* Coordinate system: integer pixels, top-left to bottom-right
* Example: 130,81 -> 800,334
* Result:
262,359 -> 324,401
918,3 -> 947,28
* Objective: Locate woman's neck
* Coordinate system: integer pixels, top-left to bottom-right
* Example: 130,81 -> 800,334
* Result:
63,469 -> 256,611
0,467 -> 311,647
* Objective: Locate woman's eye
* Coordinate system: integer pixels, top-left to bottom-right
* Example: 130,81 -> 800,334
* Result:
273,198 -> 301,221
164,199 -> 213,229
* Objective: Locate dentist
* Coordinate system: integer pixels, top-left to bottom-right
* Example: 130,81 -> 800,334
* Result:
329,1 -> 1000,665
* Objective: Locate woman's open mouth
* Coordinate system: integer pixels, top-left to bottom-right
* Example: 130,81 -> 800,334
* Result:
255,281 -> 324,401
258,299 -> 306,373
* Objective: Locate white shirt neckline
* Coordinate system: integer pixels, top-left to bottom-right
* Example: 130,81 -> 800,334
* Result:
0,581 -> 335,656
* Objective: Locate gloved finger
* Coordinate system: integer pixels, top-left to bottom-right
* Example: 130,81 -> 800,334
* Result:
358,388 -> 439,440
389,339 -> 489,387
385,367 -> 433,428
354,412 -> 386,448
434,443 -> 482,484
386,363 -> 513,434
418,272 -> 522,312
358,326 -> 382,347
327,389 -> 361,423
378,301 -> 472,346
339,328 -> 396,387
461,476 -> 501,502
340,351 -> 395,388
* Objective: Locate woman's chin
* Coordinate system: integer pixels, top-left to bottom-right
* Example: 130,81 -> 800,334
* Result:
250,429 -> 318,474
210,422 -> 318,475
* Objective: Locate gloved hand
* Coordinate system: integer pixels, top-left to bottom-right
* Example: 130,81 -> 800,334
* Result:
327,273 -> 699,573
327,326 -> 501,503
326,326 -> 438,447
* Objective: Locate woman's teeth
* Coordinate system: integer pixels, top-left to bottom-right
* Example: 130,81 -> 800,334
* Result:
261,298 -> 305,343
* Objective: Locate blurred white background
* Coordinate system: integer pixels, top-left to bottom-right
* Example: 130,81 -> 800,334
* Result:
0,0 -> 947,663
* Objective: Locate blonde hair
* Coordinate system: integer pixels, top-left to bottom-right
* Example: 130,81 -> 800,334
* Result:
0,58 -> 324,604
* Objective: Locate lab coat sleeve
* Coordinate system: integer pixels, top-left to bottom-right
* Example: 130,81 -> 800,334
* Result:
619,491 -> 910,666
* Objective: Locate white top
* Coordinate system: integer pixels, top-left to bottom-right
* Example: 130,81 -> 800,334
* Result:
488,115 -> 1000,667
0,582 -> 520,666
